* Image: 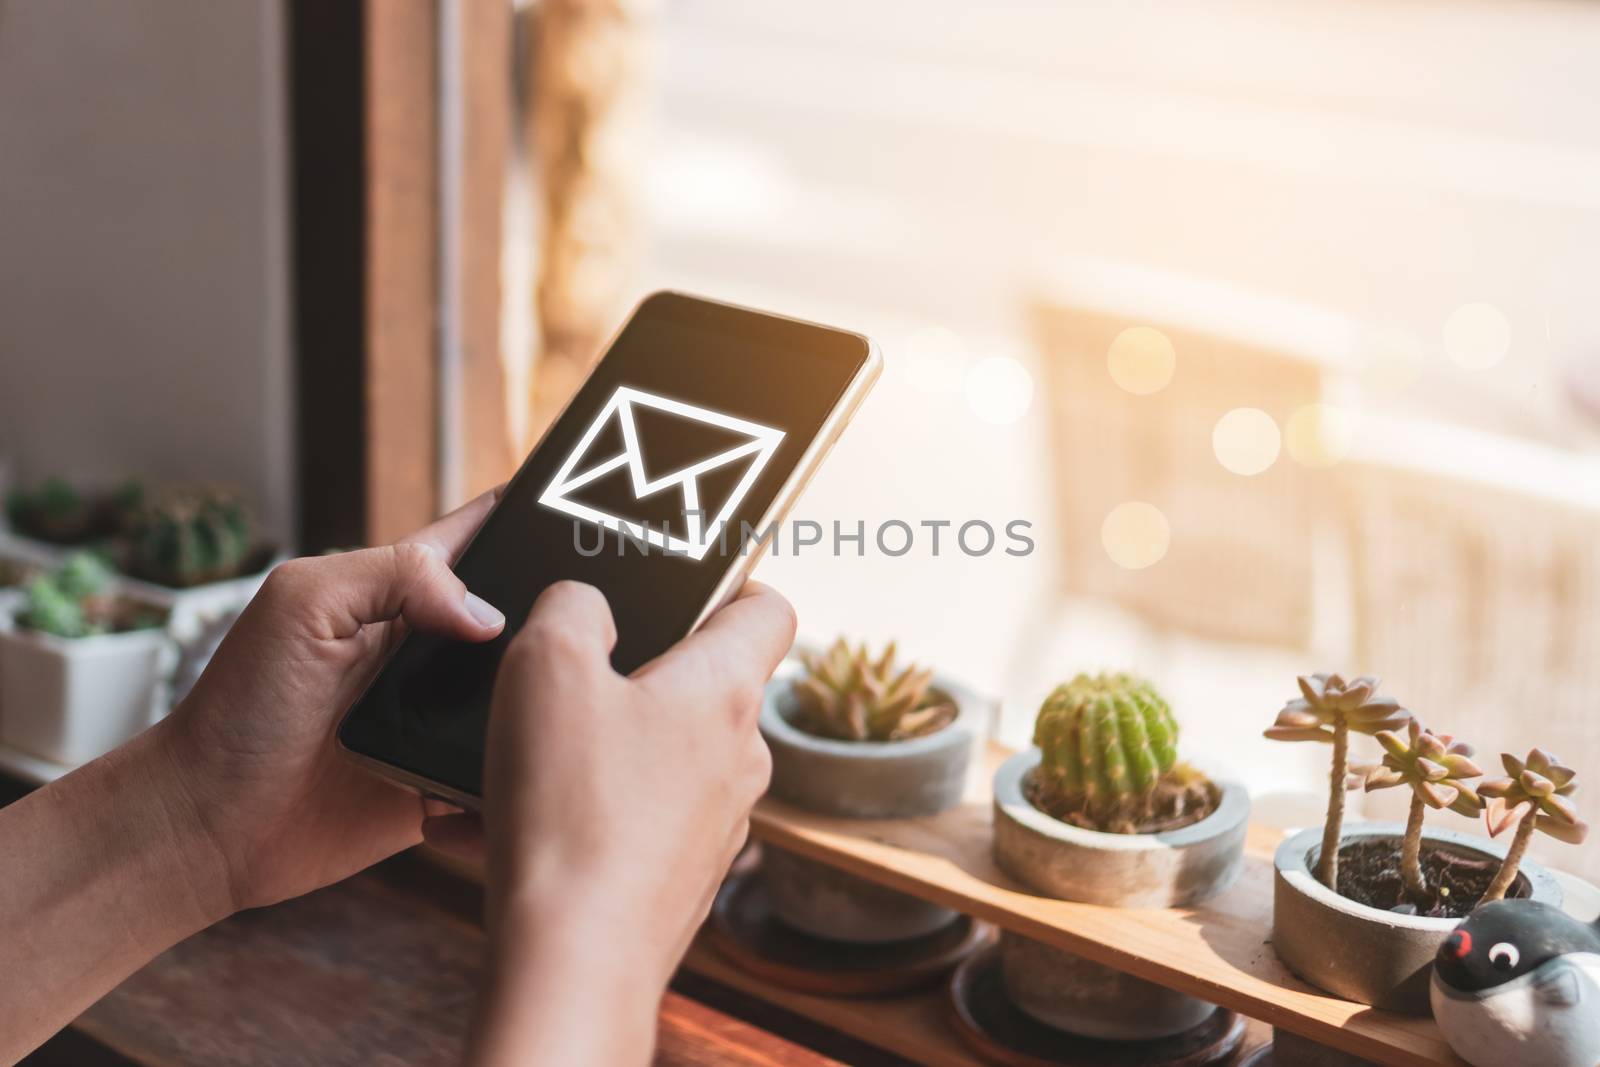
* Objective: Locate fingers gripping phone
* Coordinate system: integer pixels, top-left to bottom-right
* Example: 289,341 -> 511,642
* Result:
338,292 -> 880,807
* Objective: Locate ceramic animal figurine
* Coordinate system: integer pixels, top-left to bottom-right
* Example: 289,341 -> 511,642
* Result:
1432,899 -> 1600,1067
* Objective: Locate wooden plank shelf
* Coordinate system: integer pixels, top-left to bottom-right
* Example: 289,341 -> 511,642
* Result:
681,937 -> 1272,1067
747,744 -> 1466,1067
682,938 -> 989,1067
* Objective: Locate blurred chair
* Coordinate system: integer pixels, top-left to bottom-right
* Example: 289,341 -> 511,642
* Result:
1335,418 -> 1600,882
1030,258 -> 1351,651
1009,261 -> 1355,805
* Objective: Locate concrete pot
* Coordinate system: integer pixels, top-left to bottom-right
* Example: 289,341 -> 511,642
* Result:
992,747 -> 1251,907
990,747 -> 1247,1041
1272,823 -> 1564,1015
759,666 -> 986,819
758,662 -> 987,943
761,845 -> 960,943
998,932 -> 1218,1040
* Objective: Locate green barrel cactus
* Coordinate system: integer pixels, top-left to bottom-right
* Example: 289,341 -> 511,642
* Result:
125,488 -> 256,588
1030,672 -> 1213,834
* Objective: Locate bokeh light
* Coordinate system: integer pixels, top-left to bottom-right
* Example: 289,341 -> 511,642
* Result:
1212,407 -> 1281,475
964,354 -> 1034,425
1101,502 -> 1171,570
1285,404 -> 1356,468
1107,326 -> 1176,395
1443,302 -> 1510,371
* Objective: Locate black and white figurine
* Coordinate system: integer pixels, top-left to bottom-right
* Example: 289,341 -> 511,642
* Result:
1432,899 -> 1600,1067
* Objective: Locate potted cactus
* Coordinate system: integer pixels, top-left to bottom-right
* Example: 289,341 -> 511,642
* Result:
110,488 -> 277,640
758,638 -> 987,944
0,554 -> 172,766
3,478 -> 142,548
989,673 -> 1249,1042
1267,673 -> 1566,1015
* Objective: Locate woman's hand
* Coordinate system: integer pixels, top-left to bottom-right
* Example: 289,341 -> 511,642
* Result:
433,580 -> 795,1067
156,490 -> 507,914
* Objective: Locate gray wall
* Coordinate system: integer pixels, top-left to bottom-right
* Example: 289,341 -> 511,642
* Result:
0,0 -> 294,545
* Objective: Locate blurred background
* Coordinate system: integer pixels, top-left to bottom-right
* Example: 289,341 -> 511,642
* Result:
2,0 -> 1597,877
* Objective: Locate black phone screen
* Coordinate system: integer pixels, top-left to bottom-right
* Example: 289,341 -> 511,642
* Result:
337,292 -> 871,798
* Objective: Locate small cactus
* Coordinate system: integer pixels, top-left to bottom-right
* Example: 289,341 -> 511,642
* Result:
5,478 -> 97,543
1264,673 -> 1412,889
17,553 -> 162,638
1362,720 -> 1484,904
790,638 -> 956,742
1029,673 -> 1214,834
125,488 -> 256,588
1479,749 -> 1589,903
20,574 -> 92,638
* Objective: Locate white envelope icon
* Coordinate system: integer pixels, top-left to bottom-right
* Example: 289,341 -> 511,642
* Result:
538,386 -> 785,560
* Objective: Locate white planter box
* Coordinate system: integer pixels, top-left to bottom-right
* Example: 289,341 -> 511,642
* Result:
0,529 -> 65,572
120,560 -> 277,642
0,610 -> 174,767
0,529 -> 278,642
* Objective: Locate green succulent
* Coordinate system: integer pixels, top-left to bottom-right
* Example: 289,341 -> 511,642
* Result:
16,553 -> 163,639
1029,673 -> 1213,834
790,638 -> 956,742
53,553 -> 116,600
1264,672 -> 1413,889
1363,720 -> 1484,817
1479,749 -> 1589,903
125,488 -> 256,588
20,574 -> 93,638
1362,719 -> 1483,904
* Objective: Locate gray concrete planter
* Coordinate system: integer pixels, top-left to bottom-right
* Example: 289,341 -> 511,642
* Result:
992,747 -> 1251,908
1272,822 -> 1563,1015
758,662 -> 988,943
998,932 -> 1218,1040
759,667 -> 986,819
761,845 -> 960,943
989,747 -> 1247,1041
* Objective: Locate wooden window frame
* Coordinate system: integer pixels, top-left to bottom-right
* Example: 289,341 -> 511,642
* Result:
290,0 -> 510,550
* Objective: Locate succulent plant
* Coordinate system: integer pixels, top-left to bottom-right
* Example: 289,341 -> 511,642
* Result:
20,574 -> 92,638
1479,749 -> 1589,903
1264,673 -> 1412,888
790,638 -> 956,742
125,488 -> 256,588
1029,673 -> 1214,835
1362,720 -> 1483,903
15,552 -> 162,639
5,478 -> 96,543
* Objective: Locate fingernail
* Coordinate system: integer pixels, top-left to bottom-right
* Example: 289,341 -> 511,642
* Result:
464,591 -> 504,629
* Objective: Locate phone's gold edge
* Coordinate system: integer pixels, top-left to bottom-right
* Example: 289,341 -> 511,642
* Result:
689,338 -> 882,632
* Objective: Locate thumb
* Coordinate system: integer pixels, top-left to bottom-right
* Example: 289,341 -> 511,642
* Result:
260,544 -> 505,641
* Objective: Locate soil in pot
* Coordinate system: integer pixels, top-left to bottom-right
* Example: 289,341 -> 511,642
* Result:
1333,837 -> 1528,919
1023,767 -> 1220,835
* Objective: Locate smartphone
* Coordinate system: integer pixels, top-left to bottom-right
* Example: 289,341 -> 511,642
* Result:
337,291 -> 880,807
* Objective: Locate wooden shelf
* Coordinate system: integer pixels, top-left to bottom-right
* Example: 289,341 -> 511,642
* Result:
682,936 -> 1271,1067
748,745 -> 1465,1067
682,938 -> 987,1067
